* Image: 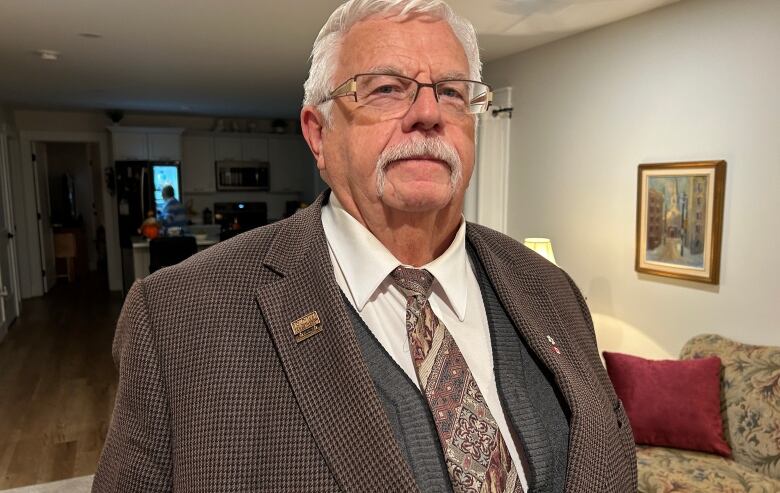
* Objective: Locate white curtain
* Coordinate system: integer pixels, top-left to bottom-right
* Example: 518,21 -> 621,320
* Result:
464,87 -> 512,234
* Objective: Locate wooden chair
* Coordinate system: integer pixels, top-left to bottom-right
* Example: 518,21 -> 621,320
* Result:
54,232 -> 78,282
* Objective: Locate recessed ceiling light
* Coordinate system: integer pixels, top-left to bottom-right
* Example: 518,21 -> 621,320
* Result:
36,49 -> 60,61
78,32 -> 103,39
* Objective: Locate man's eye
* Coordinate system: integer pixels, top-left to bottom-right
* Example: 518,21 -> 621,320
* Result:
439,87 -> 465,100
373,84 -> 400,95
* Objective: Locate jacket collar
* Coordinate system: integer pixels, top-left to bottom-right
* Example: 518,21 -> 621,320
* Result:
255,190 -> 419,492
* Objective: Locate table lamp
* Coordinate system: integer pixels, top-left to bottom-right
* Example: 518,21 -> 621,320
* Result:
523,238 -> 557,265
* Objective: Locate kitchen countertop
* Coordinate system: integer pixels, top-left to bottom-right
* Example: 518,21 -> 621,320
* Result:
131,237 -> 218,248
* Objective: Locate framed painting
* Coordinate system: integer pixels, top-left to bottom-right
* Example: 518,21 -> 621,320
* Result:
635,160 -> 726,284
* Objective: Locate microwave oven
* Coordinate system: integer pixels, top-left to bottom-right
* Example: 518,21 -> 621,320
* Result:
215,160 -> 269,191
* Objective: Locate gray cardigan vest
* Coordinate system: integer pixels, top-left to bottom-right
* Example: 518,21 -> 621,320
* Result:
345,244 -> 570,493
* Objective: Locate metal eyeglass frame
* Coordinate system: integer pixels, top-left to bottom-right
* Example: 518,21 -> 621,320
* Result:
324,73 -> 493,115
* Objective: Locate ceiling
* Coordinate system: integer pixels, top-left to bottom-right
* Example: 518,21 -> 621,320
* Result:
0,0 -> 679,119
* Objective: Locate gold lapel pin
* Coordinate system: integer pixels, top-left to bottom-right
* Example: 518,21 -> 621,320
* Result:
290,311 -> 323,343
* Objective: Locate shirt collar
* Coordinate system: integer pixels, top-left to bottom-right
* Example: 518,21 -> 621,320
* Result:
422,219 -> 469,321
321,192 -> 469,321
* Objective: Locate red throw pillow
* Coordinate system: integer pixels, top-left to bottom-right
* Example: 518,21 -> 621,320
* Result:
603,351 -> 731,457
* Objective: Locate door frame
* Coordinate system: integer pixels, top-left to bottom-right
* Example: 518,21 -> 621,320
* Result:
0,126 -> 21,329
15,131 -> 120,297
31,143 -> 56,292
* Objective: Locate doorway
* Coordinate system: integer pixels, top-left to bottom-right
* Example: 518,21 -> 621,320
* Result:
14,131 -> 119,299
33,141 -> 108,291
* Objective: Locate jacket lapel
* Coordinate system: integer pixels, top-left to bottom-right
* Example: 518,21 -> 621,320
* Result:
466,225 -> 580,414
254,194 -> 418,492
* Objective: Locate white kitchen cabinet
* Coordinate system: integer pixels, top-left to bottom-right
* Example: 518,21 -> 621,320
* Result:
148,133 -> 182,161
241,137 -> 268,161
109,127 -> 184,162
214,136 -> 268,161
214,137 -> 243,161
112,132 -> 149,161
269,136 -> 311,193
182,135 -> 216,193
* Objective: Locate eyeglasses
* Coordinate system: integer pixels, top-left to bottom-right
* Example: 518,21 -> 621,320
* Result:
324,73 -> 493,118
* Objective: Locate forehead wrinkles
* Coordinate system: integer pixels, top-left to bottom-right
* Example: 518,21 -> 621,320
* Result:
336,17 -> 468,82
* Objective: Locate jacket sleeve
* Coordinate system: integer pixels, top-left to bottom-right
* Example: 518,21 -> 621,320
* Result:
92,281 -> 173,492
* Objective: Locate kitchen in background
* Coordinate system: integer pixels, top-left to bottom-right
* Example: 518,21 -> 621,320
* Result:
109,122 -> 323,291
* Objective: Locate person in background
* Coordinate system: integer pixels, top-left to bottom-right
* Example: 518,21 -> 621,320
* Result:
158,185 -> 188,230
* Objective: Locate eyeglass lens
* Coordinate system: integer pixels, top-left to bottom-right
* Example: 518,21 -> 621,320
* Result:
354,74 -> 490,115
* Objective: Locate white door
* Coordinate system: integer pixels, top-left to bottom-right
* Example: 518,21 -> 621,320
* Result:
0,134 -> 19,337
6,136 -> 22,311
32,142 -> 56,292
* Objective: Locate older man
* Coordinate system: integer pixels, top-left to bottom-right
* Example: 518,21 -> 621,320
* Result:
93,1 -> 636,492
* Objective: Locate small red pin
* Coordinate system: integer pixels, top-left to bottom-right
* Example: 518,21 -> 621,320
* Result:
547,335 -> 561,354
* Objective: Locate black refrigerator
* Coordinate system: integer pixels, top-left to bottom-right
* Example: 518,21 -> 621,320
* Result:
115,160 -> 182,292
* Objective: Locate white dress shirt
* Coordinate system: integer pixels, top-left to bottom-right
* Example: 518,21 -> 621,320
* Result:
321,193 -> 527,491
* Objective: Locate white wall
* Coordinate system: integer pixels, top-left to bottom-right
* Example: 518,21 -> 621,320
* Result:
0,107 -> 13,127
483,0 -> 780,358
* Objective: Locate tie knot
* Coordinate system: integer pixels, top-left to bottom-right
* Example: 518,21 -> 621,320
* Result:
390,266 -> 434,299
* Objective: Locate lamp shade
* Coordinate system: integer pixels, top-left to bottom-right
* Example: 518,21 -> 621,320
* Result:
523,237 -> 557,265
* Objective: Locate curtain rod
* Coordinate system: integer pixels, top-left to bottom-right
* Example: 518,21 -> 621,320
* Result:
491,107 -> 513,118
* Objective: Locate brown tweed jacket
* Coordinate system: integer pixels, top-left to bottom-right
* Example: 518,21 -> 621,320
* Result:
93,192 -> 637,492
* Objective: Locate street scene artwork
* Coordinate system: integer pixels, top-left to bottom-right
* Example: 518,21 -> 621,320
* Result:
635,161 -> 726,284
644,175 -> 707,269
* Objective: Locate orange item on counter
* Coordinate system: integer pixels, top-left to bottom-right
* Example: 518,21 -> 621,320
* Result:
140,222 -> 160,239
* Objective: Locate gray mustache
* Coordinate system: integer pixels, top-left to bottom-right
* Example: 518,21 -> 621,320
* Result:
375,138 -> 463,197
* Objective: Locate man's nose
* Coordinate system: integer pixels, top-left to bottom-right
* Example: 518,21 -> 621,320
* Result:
402,85 -> 443,133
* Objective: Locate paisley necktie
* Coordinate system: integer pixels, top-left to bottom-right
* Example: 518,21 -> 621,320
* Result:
390,266 -> 524,493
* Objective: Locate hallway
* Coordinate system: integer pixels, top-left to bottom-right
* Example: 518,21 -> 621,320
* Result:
0,277 -> 121,489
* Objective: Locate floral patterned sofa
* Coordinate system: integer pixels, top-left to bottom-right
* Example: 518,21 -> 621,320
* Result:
637,334 -> 780,493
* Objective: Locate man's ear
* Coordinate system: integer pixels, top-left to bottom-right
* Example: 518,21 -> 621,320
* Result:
301,106 -> 327,172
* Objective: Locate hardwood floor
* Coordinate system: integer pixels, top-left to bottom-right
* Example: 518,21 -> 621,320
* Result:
0,275 -> 122,489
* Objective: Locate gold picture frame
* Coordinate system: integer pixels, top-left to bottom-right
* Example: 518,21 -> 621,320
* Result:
635,161 -> 726,284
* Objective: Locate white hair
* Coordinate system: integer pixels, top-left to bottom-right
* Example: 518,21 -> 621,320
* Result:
302,0 -> 482,122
